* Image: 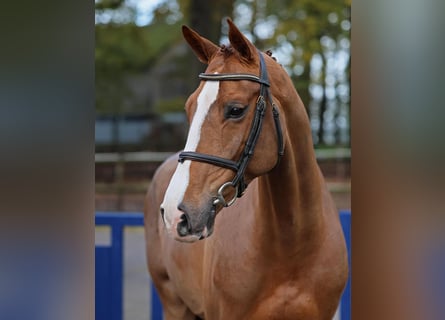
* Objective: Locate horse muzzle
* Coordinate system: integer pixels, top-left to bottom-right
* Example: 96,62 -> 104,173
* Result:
161,202 -> 216,242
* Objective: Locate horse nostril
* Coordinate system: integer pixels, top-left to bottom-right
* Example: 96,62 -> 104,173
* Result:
177,202 -> 186,214
160,207 -> 165,222
177,213 -> 191,237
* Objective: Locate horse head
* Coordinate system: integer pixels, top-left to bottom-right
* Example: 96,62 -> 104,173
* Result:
161,19 -> 285,242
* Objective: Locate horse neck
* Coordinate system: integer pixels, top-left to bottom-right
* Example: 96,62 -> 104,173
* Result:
256,92 -> 326,253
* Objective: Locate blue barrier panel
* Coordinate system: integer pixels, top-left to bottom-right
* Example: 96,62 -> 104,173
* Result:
95,245 -> 112,320
95,212 -> 162,320
95,210 -> 351,320
151,283 -> 163,320
339,210 -> 351,320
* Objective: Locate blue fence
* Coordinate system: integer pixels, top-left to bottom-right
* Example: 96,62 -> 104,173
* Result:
95,213 -> 163,320
339,210 -> 351,320
95,210 -> 351,320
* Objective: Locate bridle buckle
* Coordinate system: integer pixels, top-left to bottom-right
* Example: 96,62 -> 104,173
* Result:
213,181 -> 238,207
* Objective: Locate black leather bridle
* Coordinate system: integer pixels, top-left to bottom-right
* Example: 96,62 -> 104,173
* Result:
178,51 -> 284,207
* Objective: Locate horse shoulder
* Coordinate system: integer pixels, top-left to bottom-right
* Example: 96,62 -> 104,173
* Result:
144,152 -> 179,255
145,152 -> 180,215
144,153 -> 180,296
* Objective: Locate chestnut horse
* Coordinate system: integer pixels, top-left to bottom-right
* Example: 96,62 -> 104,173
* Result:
145,19 -> 348,319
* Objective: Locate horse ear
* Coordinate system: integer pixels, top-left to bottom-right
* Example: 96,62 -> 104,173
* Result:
182,25 -> 219,64
227,18 -> 256,61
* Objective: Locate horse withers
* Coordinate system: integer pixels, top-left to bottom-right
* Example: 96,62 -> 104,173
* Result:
144,19 -> 348,320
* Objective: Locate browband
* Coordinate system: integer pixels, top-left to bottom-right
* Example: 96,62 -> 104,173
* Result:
198,73 -> 270,87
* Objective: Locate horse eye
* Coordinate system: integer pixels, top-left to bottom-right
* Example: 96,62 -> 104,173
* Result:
225,104 -> 246,119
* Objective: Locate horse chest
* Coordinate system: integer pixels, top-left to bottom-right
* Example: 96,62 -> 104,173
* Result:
204,270 -> 317,320
246,284 -> 318,319
204,245 -> 263,299
202,204 -> 282,300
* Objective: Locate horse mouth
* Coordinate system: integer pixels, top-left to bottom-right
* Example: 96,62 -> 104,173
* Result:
174,225 -> 213,243
174,205 -> 216,243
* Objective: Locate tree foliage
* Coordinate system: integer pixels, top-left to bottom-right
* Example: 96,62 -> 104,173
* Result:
95,18 -> 182,113
240,0 -> 351,145
95,0 -> 350,145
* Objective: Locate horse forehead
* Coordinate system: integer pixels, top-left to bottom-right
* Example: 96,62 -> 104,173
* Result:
187,53 -> 262,109
186,80 -> 220,143
186,79 -> 217,111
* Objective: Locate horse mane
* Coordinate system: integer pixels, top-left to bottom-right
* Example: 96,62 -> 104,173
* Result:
265,49 -> 277,62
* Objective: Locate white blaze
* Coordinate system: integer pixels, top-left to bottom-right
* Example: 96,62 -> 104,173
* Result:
161,79 -> 220,230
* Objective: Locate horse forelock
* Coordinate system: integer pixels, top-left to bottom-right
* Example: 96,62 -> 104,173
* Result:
219,44 -> 235,57
218,43 -> 278,62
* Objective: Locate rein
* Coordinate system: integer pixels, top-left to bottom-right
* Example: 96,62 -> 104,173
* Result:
178,51 -> 284,207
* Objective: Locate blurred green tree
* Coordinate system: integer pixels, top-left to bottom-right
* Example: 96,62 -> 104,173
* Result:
229,0 -> 351,144
95,0 -> 350,145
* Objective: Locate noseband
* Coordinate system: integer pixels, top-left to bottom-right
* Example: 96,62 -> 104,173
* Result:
178,51 -> 284,207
